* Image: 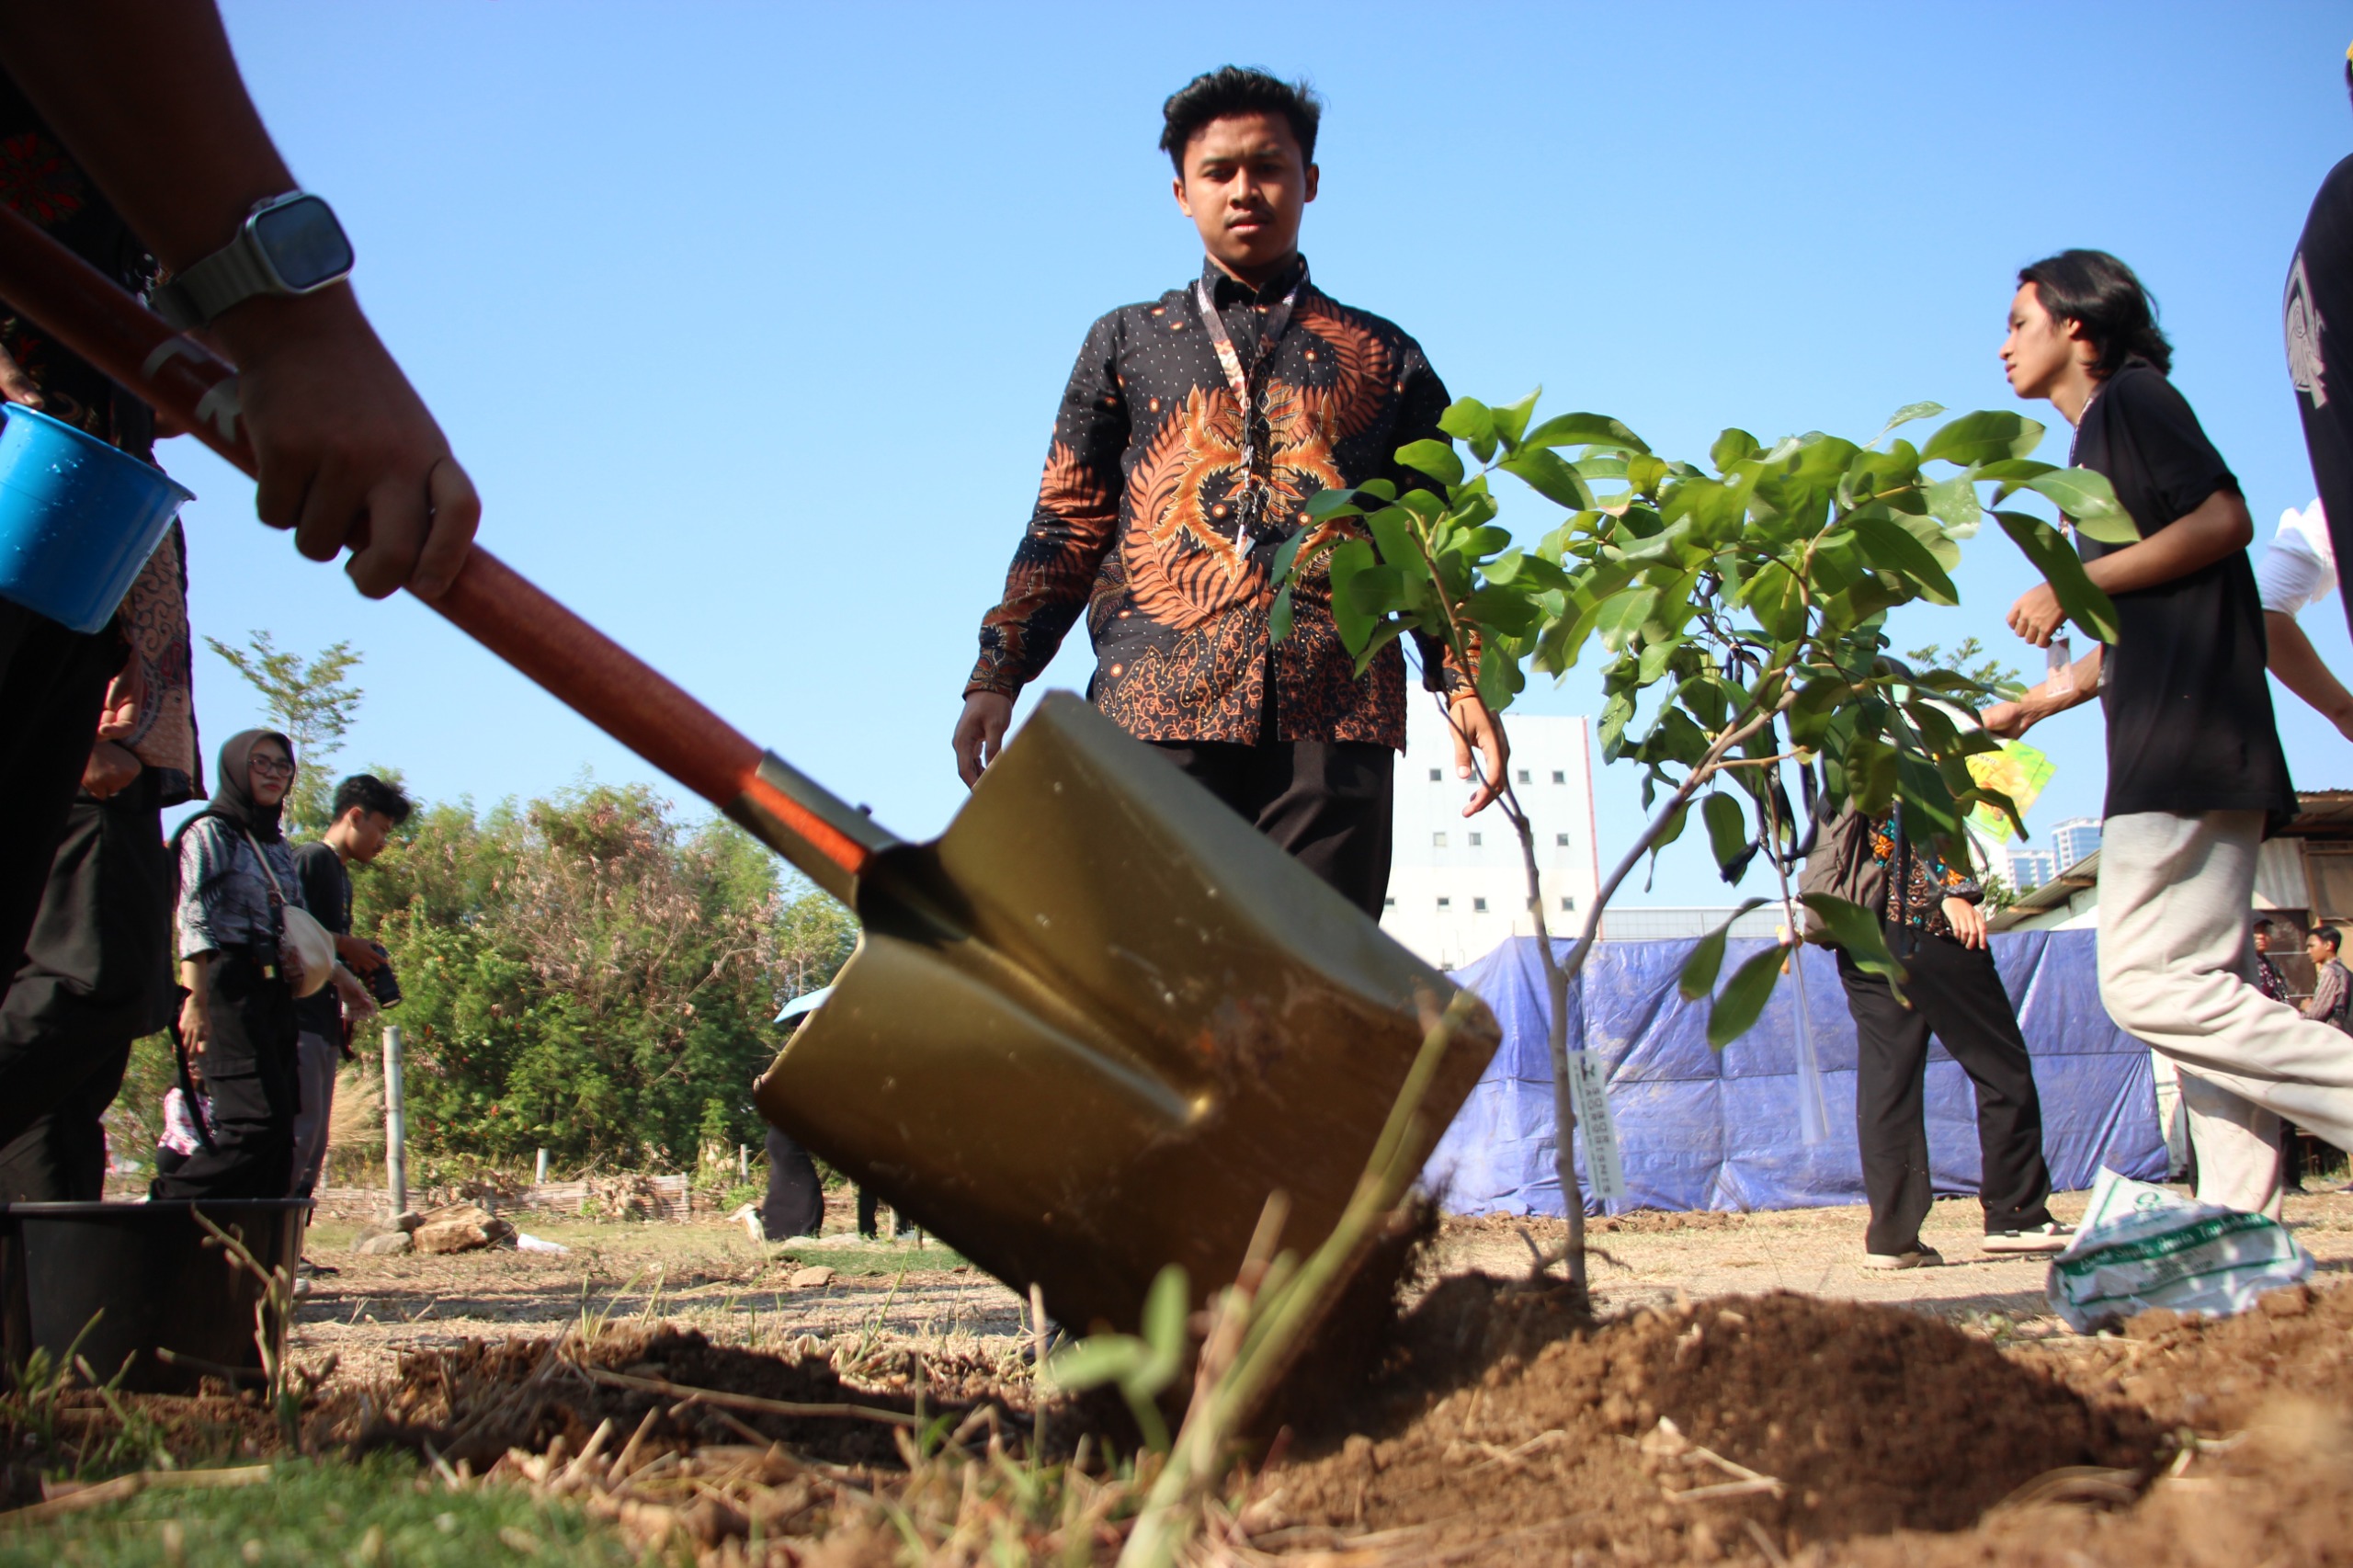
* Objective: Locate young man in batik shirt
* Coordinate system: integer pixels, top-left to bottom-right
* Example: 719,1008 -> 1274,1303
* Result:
951,67 -> 1503,917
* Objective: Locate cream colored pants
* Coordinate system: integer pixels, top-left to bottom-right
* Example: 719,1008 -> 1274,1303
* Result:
2097,810 -> 2353,1218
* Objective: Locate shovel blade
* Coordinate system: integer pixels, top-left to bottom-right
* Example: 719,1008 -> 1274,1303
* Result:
754,693 -> 1498,1333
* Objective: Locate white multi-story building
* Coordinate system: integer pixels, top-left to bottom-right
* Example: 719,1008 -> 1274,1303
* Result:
2048,816 -> 2103,872
1380,703 -> 1602,971
2004,846 -> 2060,893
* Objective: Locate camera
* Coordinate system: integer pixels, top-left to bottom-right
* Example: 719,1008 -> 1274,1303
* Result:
363,941 -> 403,1009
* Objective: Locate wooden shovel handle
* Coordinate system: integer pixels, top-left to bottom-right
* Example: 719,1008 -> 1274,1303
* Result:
0,202 -> 874,887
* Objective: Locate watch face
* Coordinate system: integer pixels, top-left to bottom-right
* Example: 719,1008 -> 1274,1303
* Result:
251,196 -> 354,293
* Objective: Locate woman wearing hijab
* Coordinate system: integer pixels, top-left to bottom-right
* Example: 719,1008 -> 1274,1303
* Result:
153,730 -> 327,1199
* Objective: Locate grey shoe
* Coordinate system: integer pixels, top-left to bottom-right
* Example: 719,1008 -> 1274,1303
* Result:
1983,1222 -> 2073,1255
1861,1245 -> 1943,1270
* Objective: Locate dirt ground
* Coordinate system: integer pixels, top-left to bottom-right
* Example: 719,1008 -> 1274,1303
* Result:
293,1186 -> 2353,1386
61,1186 -> 2353,1563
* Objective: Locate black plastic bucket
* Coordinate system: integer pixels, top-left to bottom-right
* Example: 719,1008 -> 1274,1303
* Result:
0,1199 -> 307,1394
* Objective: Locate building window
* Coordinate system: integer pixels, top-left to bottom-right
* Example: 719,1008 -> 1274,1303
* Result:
1468,832 -> 1482,846
1559,896 -> 1576,912
1552,769 -> 1566,784
1428,767 -> 1441,781
1473,897 -> 1488,913
1517,768 -> 1531,783
1555,833 -> 1570,846
1432,832 -> 1448,848
1438,896 -> 1451,909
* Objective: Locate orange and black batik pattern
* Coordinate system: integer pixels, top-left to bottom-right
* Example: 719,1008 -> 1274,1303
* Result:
967,256 -> 1451,749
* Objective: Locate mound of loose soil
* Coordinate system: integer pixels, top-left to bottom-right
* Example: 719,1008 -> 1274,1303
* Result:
1260,1278 -> 2158,1562
2017,1280 -> 2353,1432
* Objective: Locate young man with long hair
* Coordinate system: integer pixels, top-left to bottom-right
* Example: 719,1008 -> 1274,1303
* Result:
1985,250 -> 2353,1218
952,68 -> 1503,917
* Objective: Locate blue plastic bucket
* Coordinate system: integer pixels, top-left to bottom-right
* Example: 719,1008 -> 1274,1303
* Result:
0,403 -> 193,633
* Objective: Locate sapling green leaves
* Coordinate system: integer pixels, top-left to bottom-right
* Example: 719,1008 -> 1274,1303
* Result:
1919,409 -> 2043,467
1707,946 -> 1790,1049
1264,389 -> 2108,1282
1993,510 -> 2120,642
1677,898 -> 1770,1001
1040,1263 -> 1189,1454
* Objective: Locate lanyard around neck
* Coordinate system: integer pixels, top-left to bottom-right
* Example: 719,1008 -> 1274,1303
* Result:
1194,273 -> 1302,548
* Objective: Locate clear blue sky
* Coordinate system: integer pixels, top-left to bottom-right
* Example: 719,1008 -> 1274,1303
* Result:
170,1 -> 2353,905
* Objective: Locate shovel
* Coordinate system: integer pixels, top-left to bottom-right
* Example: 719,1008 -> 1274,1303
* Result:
0,209 -> 1500,1334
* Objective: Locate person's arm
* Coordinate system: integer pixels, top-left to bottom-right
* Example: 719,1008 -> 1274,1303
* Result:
953,314 -> 1130,784
0,4 -> 479,600
330,961 -> 375,1022
2006,486 -> 2253,647
174,819 -> 224,1053
2265,609 -> 2353,742
1981,643 -> 2103,740
2302,960 -> 2343,1021
177,952 -> 214,1056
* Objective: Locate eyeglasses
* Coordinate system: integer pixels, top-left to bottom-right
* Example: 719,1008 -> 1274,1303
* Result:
248,756 -> 297,778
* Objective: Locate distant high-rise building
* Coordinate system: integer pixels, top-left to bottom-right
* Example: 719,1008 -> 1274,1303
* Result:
2048,817 -> 2104,872
2005,846 -> 2060,893
1381,705 -> 1601,971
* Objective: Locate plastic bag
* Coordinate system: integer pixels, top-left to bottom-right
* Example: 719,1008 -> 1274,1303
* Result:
2047,1166 -> 2312,1332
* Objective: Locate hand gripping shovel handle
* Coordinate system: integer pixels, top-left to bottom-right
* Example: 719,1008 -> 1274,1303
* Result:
0,203 -> 890,903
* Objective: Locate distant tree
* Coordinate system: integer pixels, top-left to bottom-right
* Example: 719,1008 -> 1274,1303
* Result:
204,631 -> 363,835
1904,637 -> 2023,696
351,781 -> 857,1173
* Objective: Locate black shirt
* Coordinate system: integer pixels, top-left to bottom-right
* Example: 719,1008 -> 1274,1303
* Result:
2072,361 -> 2296,831
291,842 -> 351,1040
2288,152 -> 2353,645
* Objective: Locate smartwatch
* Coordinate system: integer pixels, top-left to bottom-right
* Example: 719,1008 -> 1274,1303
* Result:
150,192 -> 355,331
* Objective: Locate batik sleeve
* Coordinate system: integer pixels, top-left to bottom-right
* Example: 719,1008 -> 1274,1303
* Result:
176,817 -> 234,957
2304,961 -> 2348,1022
966,312 -> 1131,699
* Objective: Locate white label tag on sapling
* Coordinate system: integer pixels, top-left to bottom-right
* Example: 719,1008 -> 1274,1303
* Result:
1565,1050 -> 1627,1202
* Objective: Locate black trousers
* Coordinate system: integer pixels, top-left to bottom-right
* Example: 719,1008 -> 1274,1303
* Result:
0,773 -> 174,1195
760,1124 -> 824,1240
0,602 -> 120,1007
1836,926 -> 2055,1255
857,1186 -> 907,1238
0,1046 -> 129,1201
150,950 -> 300,1200
1144,695 -> 1395,919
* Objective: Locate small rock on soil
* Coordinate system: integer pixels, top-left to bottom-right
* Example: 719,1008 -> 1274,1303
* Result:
411,1199 -> 517,1255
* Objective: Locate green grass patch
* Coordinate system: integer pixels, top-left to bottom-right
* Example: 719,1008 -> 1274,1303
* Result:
0,1455 -> 633,1567
767,1239 -> 971,1278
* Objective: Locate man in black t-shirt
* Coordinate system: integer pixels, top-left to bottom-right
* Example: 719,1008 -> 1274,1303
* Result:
2286,45 -> 2353,645
288,774 -> 408,1198
1988,250 -> 2353,1221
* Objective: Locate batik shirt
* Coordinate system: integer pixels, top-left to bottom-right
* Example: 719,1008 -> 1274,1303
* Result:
967,256 -> 1451,749
0,72 -> 199,803
177,818 -> 306,958
1867,809 -> 1980,940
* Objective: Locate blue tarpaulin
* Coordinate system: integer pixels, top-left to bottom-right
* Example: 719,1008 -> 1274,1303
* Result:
1422,929 -> 2165,1216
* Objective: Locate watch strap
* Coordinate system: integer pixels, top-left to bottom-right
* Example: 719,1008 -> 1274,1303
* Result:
151,236 -> 278,332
